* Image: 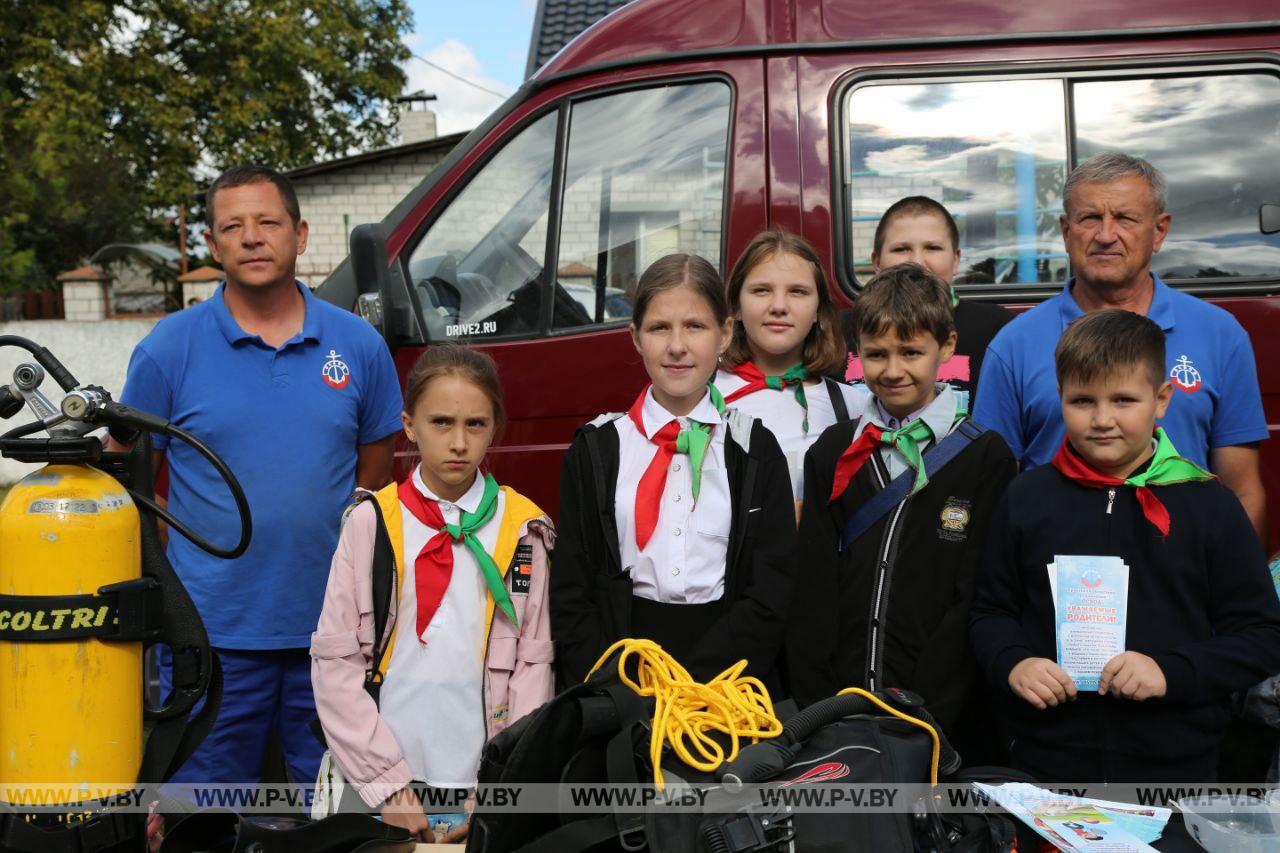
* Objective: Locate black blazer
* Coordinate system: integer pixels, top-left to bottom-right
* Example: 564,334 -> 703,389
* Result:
787,418 -> 1016,730
551,410 -> 797,690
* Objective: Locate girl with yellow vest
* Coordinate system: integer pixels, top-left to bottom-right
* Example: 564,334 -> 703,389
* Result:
311,344 -> 554,842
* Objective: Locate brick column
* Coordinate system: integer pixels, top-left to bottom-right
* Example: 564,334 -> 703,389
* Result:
55,266 -> 111,321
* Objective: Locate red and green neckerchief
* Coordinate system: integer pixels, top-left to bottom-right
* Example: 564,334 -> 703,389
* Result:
722,362 -> 812,431
398,472 -> 517,641
1049,428 -> 1214,536
628,384 -> 726,550
828,393 -> 965,503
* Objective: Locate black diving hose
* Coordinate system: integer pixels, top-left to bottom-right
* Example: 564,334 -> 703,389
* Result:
0,336 -> 252,559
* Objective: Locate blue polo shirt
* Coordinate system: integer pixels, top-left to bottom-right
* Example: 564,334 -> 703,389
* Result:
120,283 -> 403,648
973,274 -> 1267,469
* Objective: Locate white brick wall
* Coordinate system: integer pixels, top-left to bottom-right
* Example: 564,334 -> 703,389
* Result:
292,147 -> 453,287
182,281 -> 220,305
0,317 -> 159,484
63,281 -> 107,321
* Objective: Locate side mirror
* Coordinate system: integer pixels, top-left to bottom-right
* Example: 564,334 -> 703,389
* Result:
1261,204 -> 1280,236
349,223 -> 416,345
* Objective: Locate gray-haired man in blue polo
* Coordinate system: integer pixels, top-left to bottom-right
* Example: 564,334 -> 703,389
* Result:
975,153 -> 1267,538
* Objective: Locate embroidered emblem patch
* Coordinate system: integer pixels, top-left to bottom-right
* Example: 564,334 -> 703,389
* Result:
938,498 -> 971,543
1170,355 -> 1202,393
322,349 -> 351,389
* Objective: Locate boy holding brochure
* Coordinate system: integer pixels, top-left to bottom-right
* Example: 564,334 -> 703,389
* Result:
970,309 -> 1280,782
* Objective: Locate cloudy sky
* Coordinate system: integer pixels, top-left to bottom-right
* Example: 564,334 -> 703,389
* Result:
402,0 -> 539,136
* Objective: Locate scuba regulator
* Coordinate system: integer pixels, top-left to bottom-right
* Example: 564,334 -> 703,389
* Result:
0,334 -> 251,852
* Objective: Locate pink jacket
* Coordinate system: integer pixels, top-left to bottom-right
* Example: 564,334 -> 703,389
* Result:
310,493 -> 555,807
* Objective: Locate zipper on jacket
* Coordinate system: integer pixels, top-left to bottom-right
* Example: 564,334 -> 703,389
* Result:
865,455 -> 909,692
1106,488 -> 1116,515
864,420 -> 962,690
480,612 -> 493,756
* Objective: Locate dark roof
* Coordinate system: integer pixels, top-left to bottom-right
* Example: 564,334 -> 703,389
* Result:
284,132 -> 467,181
526,0 -> 633,78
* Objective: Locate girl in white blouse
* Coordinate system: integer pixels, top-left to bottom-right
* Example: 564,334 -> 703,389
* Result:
715,231 -> 867,509
551,254 -> 797,690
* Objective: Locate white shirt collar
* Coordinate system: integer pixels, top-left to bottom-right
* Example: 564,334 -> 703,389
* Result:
867,384 -> 960,439
640,386 -> 723,439
412,465 -> 486,515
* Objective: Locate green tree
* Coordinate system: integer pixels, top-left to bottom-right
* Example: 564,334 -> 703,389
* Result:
0,0 -> 411,292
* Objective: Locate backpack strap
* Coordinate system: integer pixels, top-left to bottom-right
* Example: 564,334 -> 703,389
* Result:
723,407 -> 754,453
580,422 -> 620,563
824,376 -> 852,423
350,490 -> 397,703
838,419 -> 986,551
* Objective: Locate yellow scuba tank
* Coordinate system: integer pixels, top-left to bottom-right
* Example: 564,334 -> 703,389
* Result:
0,337 -> 250,850
0,464 -> 142,804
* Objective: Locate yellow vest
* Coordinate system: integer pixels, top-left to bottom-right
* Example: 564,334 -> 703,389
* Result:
369,481 -> 545,684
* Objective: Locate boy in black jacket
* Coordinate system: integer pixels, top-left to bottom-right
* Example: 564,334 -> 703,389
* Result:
788,263 -> 1016,758
970,309 -> 1280,782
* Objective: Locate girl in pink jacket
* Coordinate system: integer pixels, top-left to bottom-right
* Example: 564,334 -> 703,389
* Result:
311,344 -> 554,842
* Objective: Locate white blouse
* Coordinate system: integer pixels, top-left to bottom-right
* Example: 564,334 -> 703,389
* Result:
378,468 -> 502,788
611,388 -> 732,605
715,369 -> 868,496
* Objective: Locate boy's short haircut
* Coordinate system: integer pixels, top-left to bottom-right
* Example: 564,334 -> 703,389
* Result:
873,196 -> 960,257
851,262 -> 955,347
1055,309 -> 1166,389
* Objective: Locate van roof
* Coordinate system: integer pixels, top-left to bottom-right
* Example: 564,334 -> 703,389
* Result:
534,0 -> 1279,81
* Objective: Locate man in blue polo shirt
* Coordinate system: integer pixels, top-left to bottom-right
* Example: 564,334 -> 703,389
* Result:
117,166 -> 403,785
975,153 -> 1267,538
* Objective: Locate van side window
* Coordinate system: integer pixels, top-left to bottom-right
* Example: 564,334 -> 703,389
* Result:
844,72 -> 1280,290
1074,74 -> 1280,280
845,79 -> 1069,288
552,82 -> 731,329
407,112 -> 557,341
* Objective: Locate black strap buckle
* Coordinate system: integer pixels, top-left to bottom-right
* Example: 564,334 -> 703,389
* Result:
99,578 -> 163,641
618,823 -> 647,852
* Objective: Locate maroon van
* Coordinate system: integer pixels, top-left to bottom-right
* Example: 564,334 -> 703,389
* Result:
318,0 -> 1280,549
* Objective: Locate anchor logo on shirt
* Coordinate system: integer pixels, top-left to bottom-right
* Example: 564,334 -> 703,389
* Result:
1169,355 -> 1202,393
322,349 -> 351,389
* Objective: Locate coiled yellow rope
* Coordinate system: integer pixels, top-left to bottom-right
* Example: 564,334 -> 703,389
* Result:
586,638 -> 783,790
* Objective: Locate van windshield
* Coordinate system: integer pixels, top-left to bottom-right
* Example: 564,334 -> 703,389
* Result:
408,111 -> 559,340
405,81 -> 731,341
